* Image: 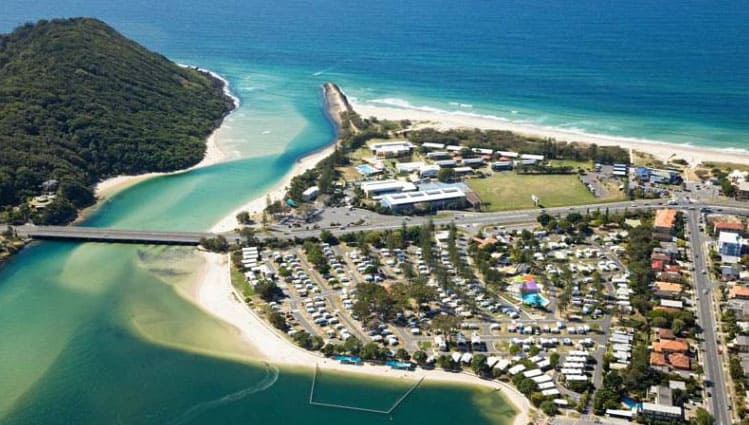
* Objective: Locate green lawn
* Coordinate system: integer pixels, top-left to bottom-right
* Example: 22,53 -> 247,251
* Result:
468,172 -> 622,211
230,262 -> 254,299
548,159 -> 593,169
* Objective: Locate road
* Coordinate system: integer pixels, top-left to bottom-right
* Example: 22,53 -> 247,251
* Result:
13,224 -> 213,245
267,199 -> 749,240
11,200 -> 749,246
686,209 -> 731,425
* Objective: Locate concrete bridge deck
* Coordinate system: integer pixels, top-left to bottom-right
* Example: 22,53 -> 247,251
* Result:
13,225 -> 216,245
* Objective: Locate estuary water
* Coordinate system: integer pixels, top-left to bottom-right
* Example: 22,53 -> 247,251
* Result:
1,0 -> 748,423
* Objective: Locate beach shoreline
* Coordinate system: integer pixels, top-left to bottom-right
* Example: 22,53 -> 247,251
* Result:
209,83 -> 350,233
193,251 -> 532,425
349,99 -> 749,167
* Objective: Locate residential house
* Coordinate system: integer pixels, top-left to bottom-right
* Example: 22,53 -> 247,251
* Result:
730,335 -> 749,353
737,180 -> 749,201
654,282 -> 683,299
653,339 -> 689,354
654,209 -> 677,241
730,285 -> 749,300
727,299 -> 749,320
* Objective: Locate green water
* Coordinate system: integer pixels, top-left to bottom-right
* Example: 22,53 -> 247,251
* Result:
0,243 -> 516,424
0,29 -> 515,422
0,111 -> 516,425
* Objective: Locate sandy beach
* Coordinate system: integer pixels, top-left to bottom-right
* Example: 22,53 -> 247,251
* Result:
209,144 -> 337,233
350,99 -> 749,167
195,252 -> 532,425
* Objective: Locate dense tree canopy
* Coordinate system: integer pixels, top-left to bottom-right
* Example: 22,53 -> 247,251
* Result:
0,18 -> 233,223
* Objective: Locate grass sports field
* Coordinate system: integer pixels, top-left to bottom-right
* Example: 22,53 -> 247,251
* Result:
468,172 -> 624,211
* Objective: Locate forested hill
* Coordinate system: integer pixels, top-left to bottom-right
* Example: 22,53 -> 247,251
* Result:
0,18 -> 235,224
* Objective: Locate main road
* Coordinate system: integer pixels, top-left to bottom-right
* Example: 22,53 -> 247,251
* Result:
268,199 -> 749,240
686,209 -> 731,425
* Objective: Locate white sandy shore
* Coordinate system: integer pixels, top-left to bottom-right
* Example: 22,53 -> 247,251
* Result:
351,100 -> 749,167
209,143 -> 337,233
94,130 -> 226,200
195,252 -> 532,425
209,83 -> 349,233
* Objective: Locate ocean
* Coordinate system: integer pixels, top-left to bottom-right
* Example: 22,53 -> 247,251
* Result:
0,0 -> 747,424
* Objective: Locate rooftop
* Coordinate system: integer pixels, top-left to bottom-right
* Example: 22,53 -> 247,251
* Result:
655,209 -> 677,229
715,221 -> 745,232
653,339 -> 689,353
730,285 -> 749,299
658,328 -> 676,340
650,352 -> 667,367
359,179 -> 417,194
370,140 -> 414,153
668,353 -> 690,369
655,282 -> 682,293
380,186 -> 466,207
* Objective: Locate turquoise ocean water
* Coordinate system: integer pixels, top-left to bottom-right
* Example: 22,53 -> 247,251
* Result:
0,1 -> 748,424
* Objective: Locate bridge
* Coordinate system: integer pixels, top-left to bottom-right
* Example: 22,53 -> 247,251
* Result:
7,200 -> 749,246
12,225 -> 218,246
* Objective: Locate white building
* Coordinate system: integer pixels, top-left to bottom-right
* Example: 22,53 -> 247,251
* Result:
379,187 -> 467,213
395,161 -> 424,174
370,141 -> 414,157
520,153 -> 545,161
359,179 -> 417,198
419,164 -> 441,178
302,185 -> 319,201
497,150 -> 519,158
641,403 -> 682,420
421,142 -> 445,150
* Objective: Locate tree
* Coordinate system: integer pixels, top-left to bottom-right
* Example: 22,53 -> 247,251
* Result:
319,229 -> 338,245
437,168 -> 455,183
471,354 -> 488,375
540,400 -> 558,416
436,354 -> 454,371
672,318 -> 686,336
343,337 -> 363,355
0,19 -> 233,223
352,283 -> 396,322
692,407 -> 715,425
431,315 -> 461,341
200,235 -> 228,252
255,280 -> 282,302
60,180 -> 94,208
516,378 -> 535,396
413,350 -> 428,364
268,312 -> 287,331
549,352 -> 560,368
396,348 -> 410,361
360,342 -> 383,361
239,227 -> 256,245
236,211 -> 251,225
537,213 -> 553,227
